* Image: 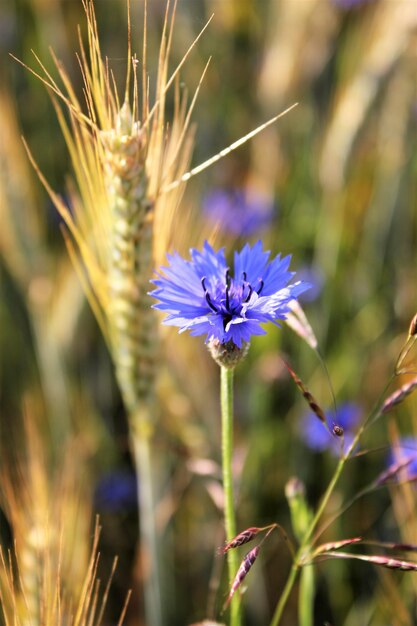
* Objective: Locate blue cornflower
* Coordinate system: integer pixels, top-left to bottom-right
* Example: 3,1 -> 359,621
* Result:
94,469 -> 138,512
150,241 -> 310,351
202,187 -> 274,236
302,403 -> 362,454
387,437 -> 417,481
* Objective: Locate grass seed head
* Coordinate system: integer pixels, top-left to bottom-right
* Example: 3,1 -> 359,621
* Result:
318,551 -> 417,573
375,455 -> 417,486
221,527 -> 262,554
283,362 -> 327,426
312,537 -> 363,558
224,546 -> 260,610
381,377 -> 417,414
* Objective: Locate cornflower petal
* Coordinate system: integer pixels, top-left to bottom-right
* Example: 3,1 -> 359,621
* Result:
234,241 -> 271,285
191,240 -> 227,274
261,254 -> 294,296
149,241 -> 310,347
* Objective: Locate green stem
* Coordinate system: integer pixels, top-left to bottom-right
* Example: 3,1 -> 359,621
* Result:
271,563 -> 299,626
221,366 -> 241,626
299,562 -> 314,626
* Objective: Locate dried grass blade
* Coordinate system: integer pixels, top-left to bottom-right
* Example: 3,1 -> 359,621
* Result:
144,13 -> 214,131
86,577 -> 100,626
116,589 -> 132,626
162,58 -> 211,181
95,557 -> 118,626
163,103 -> 298,192
62,231 -> 109,345
0,548 -> 16,626
73,522 -> 101,626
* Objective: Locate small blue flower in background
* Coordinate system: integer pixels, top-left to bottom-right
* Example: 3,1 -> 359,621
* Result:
333,0 -> 375,9
202,187 -> 274,237
95,469 -> 138,512
150,241 -> 310,348
387,437 -> 417,481
302,403 -> 362,454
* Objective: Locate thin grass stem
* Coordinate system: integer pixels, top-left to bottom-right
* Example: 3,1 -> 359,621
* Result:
270,563 -> 299,626
299,560 -> 314,626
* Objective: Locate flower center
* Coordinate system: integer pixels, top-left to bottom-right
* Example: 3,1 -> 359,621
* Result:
201,270 -> 264,318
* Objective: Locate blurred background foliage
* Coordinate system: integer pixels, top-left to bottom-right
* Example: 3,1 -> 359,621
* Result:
1,0 -> 416,624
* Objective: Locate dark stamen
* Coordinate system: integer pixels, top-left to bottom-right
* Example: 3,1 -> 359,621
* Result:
257,279 -> 264,295
225,268 -> 231,312
225,268 -> 231,287
244,285 -> 253,302
206,293 -> 218,312
241,271 -> 252,302
223,314 -> 232,331
201,277 -> 218,313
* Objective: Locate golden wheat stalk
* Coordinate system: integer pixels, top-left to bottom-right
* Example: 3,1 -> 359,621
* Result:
17,0 -> 204,428
0,412 -> 107,626
0,524 -> 129,626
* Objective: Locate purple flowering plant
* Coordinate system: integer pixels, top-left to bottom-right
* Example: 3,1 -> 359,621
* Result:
94,469 -> 138,512
302,402 -> 362,454
333,0 -> 375,9
387,437 -> 417,481
202,187 -> 274,236
150,240 -> 310,350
